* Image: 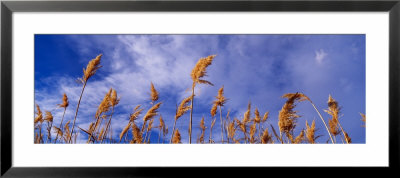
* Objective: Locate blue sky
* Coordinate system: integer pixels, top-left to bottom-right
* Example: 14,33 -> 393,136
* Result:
34,34 -> 366,143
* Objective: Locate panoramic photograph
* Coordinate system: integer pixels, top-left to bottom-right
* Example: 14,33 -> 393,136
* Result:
34,34 -> 366,144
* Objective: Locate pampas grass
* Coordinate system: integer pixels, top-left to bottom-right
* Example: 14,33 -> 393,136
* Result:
212,86 -> 227,143
141,102 -> 162,133
170,95 -> 192,143
189,55 -> 216,144
361,113 -> 366,127
261,128 -> 272,144
34,104 -> 43,143
325,95 -> 351,144
69,54 -> 102,143
172,129 -> 181,144
35,53 -> 363,144
101,88 -> 120,143
150,82 -> 159,104
44,111 -> 53,143
305,120 -> 316,144
54,93 -> 69,143
200,117 -> 207,143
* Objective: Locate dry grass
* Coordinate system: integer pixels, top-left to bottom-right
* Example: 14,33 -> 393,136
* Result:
57,93 -> 69,108
325,95 -> 350,144
305,120 -> 316,144
54,93 -> 69,143
198,117 -> 206,143
360,113 -> 366,127
278,93 -> 306,138
261,128 -> 272,144
188,55 -> 217,143
69,54 -> 102,143
190,55 -> 217,87
172,129 -> 181,144
35,53 -> 363,144
150,82 -> 159,104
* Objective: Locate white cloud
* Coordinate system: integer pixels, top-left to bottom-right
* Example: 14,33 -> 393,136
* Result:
315,49 -> 327,64
35,35 -> 366,143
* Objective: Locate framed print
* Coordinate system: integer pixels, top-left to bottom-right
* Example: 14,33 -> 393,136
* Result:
1,0 -> 399,177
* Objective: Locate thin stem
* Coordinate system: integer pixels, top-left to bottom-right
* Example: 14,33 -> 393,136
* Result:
158,127 -> 162,144
38,124 -> 42,143
243,128 -> 248,144
225,121 -> 229,144
101,107 -> 115,143
46,121 -> 53,143
170,119 -> 177,143
54,108 -> 66,143
144,127 -> 149,143
109,124 -> 113,143
162,129 -> 164,144
340,134 -> 344,144
188,83 -> 195,144
219,106 -> 224,144
140,121 -> 147,135
209,121 -> 213,144
258,123 -> 261,143
69,81 -> 87,143
147,130 -> 152,143
309,101 -> 335,144
337,122 -> 349,144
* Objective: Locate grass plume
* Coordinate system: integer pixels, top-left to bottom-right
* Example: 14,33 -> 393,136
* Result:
69,54 -> 102,143
189,54 -> 217,144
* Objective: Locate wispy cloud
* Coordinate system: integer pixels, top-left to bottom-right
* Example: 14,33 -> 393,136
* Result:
315,49 -> 327,64
34,35 -> 366,143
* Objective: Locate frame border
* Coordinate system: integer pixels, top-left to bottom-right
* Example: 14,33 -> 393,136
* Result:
1,0 -> 399,177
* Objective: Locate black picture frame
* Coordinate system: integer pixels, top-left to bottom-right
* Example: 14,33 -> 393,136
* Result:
1,0 -> 399,177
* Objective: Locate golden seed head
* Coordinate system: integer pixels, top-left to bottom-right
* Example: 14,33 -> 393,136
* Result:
261,128 -> 272,144
227,121 -> 236,139
214,86 -> 227,107
294,130 -> 305,144
249,122 -> 257,143
132,122 -> 142,143
159,115 -> 165,129
52,126 -> 63,136
172,129 -> 181,144
34,104 -> 43,124
143,102 -> 162,122
344,131 -> 352,143
262,111 -> 269,123
190,55 -> 216,86
329,119 -> 340,136
57,93 -> 69,108
150,82 -> 159,103
200,117 -> 206,130
210,103 -> 218,117
95,89 -> 112,119
325,95 -> 341,136
278,92 -> 308,134
119,122 -> 131,142
82,54 -> 102,82
175,95 -> 193,120
110,89 -> 120,107
44,111 -> 53,122
130,105 -> 143,122
360,113 -> 366,127
254,108 -> 261,123
305,120 -> 316,144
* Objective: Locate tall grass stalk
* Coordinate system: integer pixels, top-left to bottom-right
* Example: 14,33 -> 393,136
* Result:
69,54 -> 102,143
